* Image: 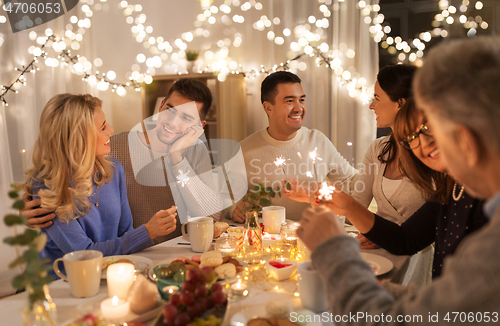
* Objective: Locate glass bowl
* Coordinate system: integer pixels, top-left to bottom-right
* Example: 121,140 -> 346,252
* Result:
153,264 -> 185,300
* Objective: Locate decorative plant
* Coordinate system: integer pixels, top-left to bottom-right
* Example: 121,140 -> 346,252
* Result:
3,185 -> 53,309
185,50 -> 199,61
241,182 -> 290,213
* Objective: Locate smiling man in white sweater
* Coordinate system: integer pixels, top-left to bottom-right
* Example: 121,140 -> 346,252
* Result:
229,71 -> 357,222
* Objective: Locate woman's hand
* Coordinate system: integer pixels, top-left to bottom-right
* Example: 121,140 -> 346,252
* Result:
145,205 -> 178,239
318,184 -> 356,216
282,178 -> 317,204
357,233 -> 380,249
318,182 -> 376,234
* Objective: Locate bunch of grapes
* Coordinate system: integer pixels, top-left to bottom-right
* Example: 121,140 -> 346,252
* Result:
162,267 -> 227,326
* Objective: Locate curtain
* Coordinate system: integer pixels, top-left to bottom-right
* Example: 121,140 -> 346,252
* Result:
0,102 -> 17,296
0,8 -> 93,294
329,0 -> 379,167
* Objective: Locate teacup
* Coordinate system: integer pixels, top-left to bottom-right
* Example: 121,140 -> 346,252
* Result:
181,217 -> 213,252
297,261 -> 328,312
53,250 -> 102,298
262,206 -> 286,234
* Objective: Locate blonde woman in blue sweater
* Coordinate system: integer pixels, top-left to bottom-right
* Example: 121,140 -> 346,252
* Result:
26,94 -> 177,267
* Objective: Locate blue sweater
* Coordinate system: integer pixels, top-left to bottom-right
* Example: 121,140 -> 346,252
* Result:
36,158 -> 153,265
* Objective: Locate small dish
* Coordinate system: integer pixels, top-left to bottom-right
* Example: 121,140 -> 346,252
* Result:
262,234 -> 282,248
227,226 -> 245,239
230,305 -> 321,326
265,259 -> 297,281
73,294 -> 165,325
153,264 -> 186,300
101,255 -> 153,279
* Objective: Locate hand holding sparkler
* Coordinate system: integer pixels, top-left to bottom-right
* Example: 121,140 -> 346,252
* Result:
282,178 -> 317,204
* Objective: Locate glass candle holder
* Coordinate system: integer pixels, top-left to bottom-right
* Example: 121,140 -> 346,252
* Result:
276,242 -> 295,260
242,211 -> 263,264
280,221 -> 300,248
214,235 -> 237,257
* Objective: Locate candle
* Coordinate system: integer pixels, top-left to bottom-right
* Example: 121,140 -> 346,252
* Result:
230,281 -> 248,297
215,236 -> 237,257
162,285 -> 179,294
100,296 -> 130,321
107,263 -> 135,300
20,149 -> 27,172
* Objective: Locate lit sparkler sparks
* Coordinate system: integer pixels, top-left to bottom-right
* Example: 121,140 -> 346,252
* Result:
274,155 -> 287,176
308,147 -> 322,180
176,169 -> 190,187
308,147 -> 322,162
317,182 -> 335,201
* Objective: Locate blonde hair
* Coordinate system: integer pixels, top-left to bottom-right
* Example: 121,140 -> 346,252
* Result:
26,94 -> 114,223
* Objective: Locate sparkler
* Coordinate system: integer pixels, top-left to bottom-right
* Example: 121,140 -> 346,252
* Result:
274,155 -> 287,177
317,182 -> 335,201
176,169 -> 190,187
308,147 -> 322,180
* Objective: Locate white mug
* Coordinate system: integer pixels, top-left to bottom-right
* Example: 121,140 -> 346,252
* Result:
297,261 -> 328,312
181,217 -> 214,252
53,250 -> 103,298
262,206 -> 285,234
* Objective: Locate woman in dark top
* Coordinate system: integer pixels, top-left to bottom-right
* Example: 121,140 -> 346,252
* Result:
318,98 -> 489,278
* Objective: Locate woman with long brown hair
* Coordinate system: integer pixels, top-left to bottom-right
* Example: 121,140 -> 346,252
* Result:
317,98 -> 489,278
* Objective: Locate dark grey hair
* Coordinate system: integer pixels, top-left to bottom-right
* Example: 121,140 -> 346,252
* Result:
414,37 -> 500,153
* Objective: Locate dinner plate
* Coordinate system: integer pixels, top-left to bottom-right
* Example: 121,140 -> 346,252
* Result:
230,305 -> 321,326
101,255 -> 153,279
344,224 -> 359,233
148,256 -> 246,281
360,252 -> 393,276
72,293 -> 165,325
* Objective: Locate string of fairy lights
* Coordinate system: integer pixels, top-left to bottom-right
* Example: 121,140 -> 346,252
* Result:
0,0 -> 490,107
366,0 -> 488,64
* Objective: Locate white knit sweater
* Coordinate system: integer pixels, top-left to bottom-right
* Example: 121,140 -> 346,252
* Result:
226,127 -> 357,221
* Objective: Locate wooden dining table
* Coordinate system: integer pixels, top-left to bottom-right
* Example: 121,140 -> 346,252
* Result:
0,232 -> 409,326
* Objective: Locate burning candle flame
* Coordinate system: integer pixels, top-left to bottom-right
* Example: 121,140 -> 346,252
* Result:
112,296 -> 119,306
